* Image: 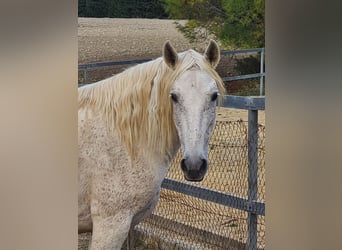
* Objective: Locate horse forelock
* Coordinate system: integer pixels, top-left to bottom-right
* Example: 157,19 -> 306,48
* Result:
78,49 -> 224,160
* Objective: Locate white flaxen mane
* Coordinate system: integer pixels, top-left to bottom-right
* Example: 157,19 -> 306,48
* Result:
78,49 -> 225,160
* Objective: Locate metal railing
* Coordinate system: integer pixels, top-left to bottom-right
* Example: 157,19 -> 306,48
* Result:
220,48 -> 265,96
78,48 -> 265,95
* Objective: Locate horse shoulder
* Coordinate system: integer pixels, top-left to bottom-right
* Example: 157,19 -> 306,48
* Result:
78,108 -> 127,216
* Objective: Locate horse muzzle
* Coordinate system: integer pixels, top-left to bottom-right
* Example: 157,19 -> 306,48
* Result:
180,157 -> 208,182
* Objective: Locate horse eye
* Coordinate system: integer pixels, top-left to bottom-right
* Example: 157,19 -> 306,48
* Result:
170,93 -> 178,103
211,92 -> 218,101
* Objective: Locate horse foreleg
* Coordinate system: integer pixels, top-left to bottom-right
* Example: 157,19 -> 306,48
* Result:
90,211 -> 133,250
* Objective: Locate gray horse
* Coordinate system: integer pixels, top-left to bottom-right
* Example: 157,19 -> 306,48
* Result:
78,40 -> 224,249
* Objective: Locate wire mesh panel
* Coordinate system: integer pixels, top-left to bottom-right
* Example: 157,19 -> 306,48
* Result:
256,124 -> 265,249
135,120 -> 266,249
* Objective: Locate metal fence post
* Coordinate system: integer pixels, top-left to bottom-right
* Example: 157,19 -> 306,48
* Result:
83,68 -> 88,84
247,109 -> 258,249
259,48 -> 264,96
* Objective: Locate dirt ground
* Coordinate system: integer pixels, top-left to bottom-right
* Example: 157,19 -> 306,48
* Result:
78,17 -> 265,124
78,18 -> 206,63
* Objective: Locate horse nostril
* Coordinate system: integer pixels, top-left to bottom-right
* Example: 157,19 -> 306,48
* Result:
200,159 -> 207,172
181,158 -> 187,172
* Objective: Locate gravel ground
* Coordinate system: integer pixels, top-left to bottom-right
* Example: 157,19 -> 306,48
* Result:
78,17 -> 207,63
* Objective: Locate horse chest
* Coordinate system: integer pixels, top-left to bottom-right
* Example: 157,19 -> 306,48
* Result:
114,160 -> 167,210
91,149 -> 168,217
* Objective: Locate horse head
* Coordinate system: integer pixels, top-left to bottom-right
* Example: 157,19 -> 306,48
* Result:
163,40 -> 222,182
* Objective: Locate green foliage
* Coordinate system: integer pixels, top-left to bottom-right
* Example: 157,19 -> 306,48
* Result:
78,0 -> 105,17
164,0 -> 225,43
221,0 -> 264,48
78,0 -> 167,18
164,0 -> 264,48
233,79 -> 260,96
235,55 -> 261,75
232,55 -> 264,96
78,0 -> 86,16
107,0 -> 167,18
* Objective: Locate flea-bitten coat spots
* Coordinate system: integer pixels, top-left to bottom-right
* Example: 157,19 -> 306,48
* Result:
78,40 -> 224,249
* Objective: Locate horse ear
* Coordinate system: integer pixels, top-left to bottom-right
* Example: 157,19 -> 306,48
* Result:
204,39 -> 220,68
163,41 -> 179,69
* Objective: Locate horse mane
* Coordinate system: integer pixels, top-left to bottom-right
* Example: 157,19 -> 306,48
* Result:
78,50 -> 225,160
